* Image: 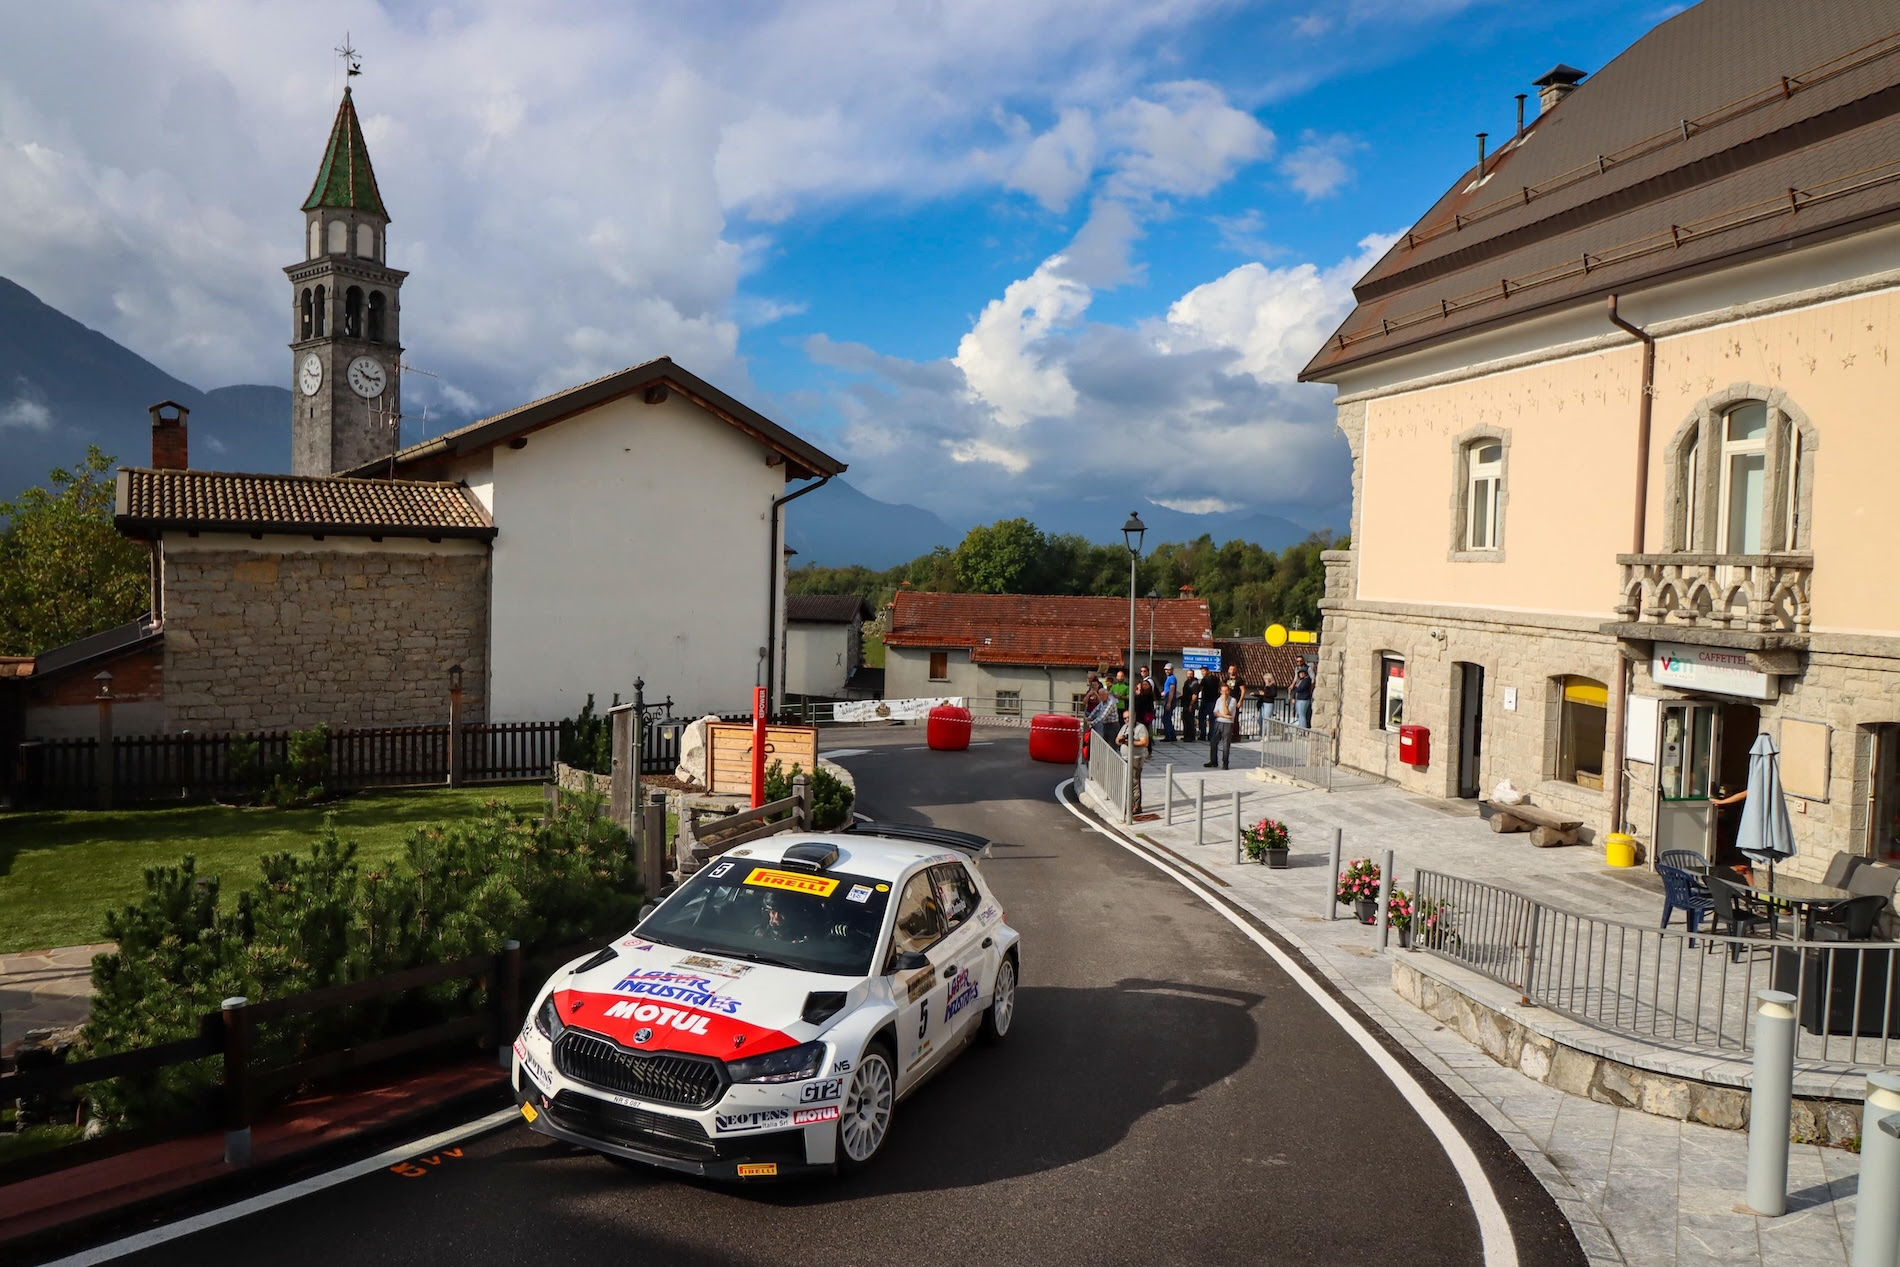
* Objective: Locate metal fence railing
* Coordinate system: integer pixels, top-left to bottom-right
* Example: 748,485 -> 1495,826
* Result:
1087,730 -> 1129,816
1414,868 -> 1900,1072
1253,718 -> 1334,790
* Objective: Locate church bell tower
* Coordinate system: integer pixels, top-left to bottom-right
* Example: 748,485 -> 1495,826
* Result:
286,87 -> 406,476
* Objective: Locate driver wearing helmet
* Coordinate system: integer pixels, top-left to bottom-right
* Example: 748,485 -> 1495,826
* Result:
760,890 -> 823,944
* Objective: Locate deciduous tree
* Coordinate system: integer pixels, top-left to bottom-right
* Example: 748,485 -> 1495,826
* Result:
0,447 -> 148,656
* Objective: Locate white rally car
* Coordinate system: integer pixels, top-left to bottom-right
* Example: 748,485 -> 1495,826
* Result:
512,825 -> 1020,1180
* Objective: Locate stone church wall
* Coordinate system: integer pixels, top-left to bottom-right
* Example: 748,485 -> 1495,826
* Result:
158,534 -> 489,731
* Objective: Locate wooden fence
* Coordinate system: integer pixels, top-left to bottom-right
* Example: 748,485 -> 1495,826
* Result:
0,937 -> 593,1187
10,721 -> 562,807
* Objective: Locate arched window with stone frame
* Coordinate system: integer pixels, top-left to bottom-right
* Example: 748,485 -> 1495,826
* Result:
367,290 -> 387,343
300,288 -> 313,341
356,223 -> 377,260
327,219 -> 348,255
343,286 -> 364,339
1663,385 -> 1816,555
313,285 -> 326,337
1447,425 -> 1511,561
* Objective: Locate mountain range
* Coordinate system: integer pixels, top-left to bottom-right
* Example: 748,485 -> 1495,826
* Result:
1,275 -> 1338,566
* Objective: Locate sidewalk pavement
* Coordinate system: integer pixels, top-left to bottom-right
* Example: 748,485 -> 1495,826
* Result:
1088,743 -> 1861,1267
1,944 -> 110,1052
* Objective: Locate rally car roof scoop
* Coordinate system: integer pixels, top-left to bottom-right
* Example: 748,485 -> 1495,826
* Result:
778,841 -> 840,872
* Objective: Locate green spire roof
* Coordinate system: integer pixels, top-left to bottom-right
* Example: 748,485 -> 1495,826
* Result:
302,88 -> 387,218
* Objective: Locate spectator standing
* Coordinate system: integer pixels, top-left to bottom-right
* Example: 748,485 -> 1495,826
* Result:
1179,668 -> 1200,743
1291,662 -> 1316,729
1197,667 -> 1220,747
1133,667 -> 1156,726
1159,662 -> 1178,742
1205,682 -> 1237,769
1082,670 -> 1106,717
1117,714 -> 1151,813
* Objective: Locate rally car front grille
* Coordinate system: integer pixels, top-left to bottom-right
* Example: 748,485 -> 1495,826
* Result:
546,1091 -> 811,1165
546,1090 -> 718,1161
555,1028 -> 727,1108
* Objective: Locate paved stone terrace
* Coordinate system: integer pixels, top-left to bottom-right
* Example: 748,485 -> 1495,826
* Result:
0,943 -> 107,1051
1088,738 -> 1863,1267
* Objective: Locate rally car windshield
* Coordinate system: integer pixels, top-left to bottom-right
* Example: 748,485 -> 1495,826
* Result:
635,858 -> 893,977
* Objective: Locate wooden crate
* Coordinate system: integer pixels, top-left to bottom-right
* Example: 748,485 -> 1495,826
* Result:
705,723 -> 820,795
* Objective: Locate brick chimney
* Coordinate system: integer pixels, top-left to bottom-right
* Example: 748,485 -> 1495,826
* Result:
149,401 -> 189,470
1533,64 -> 1587,115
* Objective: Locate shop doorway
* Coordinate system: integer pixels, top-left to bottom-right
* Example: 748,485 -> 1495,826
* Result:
1868,724 -> 1900,862
1653,699 -> 1760,867
1455,662 -> 1484,799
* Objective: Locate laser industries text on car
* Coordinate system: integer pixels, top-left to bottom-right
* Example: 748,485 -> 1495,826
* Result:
511,826 -> 1020,1180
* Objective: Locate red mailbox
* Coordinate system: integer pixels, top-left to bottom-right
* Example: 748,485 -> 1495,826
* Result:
1028,713 -> 1083,764
926,705 -> 973,751
1398,723 -> 1430,767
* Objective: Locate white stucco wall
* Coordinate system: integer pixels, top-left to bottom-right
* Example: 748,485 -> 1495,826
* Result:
465,392 -> 784,721
885,647 -> 1141,714
786,624 -> 850,697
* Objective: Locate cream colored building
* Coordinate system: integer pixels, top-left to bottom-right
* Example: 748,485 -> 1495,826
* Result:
1302,0 -> 1900,875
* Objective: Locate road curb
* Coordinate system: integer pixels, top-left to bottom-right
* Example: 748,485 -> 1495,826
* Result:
6,1063 -> 512,1265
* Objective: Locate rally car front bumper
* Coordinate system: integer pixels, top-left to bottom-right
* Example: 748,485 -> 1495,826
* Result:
513,1042 -> 838,1181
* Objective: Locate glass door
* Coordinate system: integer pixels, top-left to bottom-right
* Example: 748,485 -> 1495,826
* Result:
1654,702 -> 1718,866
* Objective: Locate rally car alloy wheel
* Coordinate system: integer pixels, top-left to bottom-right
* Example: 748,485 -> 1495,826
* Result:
839,1047 -> 895,1166
981,954 -> 1017,1044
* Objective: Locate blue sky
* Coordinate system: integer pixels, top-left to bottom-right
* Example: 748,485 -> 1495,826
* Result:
0,0 -> 1685,530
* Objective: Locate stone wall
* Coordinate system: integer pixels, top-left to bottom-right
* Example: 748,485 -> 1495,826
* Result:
1326,597 -> 1620,838
1392,956 -> 1863,1146
158,535 -> 489,731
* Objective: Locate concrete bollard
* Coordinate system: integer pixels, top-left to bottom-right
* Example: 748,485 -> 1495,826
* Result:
1852,1074 -> 1900,1264
1195,779 -> 1206,847
1327,827 -> 1342,921
1232,793 -> 1243,865
1745,989 -> 1797,1217
222,995 -> 252,1166
1164,764 -> 1175,826
1376,848 -> 1394,950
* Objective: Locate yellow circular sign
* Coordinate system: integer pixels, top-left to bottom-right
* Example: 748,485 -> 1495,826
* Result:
1264,624 -> 1288,647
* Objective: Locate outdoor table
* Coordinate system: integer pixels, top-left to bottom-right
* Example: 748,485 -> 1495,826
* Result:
1740,875 -> 1858,940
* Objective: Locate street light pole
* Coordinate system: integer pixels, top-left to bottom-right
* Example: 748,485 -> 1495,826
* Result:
1122,512 -> 1146,823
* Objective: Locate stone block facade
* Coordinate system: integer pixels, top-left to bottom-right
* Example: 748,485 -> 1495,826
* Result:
157,536 -> 488,731
1320,584 -> 1619,840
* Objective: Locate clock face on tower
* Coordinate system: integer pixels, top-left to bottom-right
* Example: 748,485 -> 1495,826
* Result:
347,356 -> 387,399
298,353 -> 323,397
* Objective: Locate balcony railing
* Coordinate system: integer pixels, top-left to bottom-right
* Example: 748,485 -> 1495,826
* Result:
1614,552 -> 1812,635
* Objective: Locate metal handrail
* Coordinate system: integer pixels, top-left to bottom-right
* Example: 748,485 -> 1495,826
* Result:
1414,868 -> 1900,1071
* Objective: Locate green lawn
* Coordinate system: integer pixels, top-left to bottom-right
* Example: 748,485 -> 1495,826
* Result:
0,785 -> 548,954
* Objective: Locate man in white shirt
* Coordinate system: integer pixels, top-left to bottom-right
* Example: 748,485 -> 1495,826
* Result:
1116,714 -> 1152,814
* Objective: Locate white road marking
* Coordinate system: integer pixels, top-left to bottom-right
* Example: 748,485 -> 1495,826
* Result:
1056,779 -> 1520,1267
42,1106 -> 524,1265
822,748 -> 871,759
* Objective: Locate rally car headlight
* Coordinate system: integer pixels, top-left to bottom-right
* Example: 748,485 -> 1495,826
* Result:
533,995 -> 566,1043
725,1040 -> 826,1084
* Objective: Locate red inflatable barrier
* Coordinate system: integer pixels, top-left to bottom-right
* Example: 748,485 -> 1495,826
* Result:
926,705 -> 973,751
1028,712 -> 1083,764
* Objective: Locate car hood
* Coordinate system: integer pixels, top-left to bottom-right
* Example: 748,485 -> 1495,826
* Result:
549,936 -> 863,1061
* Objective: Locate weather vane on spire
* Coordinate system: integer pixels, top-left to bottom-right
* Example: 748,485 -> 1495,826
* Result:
335,33 -> 362,79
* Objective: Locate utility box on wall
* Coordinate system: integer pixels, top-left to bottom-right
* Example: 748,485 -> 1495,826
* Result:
1398,724 -> 1430,767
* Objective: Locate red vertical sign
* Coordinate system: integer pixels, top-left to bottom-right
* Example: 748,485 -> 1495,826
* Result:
751,686 -> 768,808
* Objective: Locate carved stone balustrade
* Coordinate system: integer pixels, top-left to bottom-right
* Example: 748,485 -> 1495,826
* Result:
1614,553 -> 1812,635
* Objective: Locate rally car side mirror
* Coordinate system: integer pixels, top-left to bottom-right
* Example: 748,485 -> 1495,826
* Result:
892,950 -> 929,973
638,902 -> 657,923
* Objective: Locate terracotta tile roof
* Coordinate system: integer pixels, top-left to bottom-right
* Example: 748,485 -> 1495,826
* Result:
885,592 -> 1213,667
1214,638 -> 1319,689
1302,0 -> 1900,379
787,594 -> 873,624
115,468 -> 494,539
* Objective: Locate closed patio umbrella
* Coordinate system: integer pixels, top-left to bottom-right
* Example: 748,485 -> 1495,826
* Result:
1735,733 -> 1798,894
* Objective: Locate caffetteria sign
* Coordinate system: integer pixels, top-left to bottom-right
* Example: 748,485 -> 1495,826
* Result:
1651,642 -> 1774,700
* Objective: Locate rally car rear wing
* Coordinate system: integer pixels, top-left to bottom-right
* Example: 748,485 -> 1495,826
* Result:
846,818 -> 992,860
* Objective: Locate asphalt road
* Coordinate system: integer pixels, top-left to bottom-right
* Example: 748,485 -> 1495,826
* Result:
74,728 -> 1581,1267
